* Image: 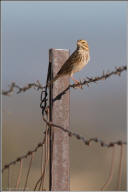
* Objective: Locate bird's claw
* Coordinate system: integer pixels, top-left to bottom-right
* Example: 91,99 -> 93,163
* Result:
74,82 -> 83,89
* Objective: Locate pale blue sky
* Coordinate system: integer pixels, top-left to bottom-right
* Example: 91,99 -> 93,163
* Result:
2,1 -> 126,84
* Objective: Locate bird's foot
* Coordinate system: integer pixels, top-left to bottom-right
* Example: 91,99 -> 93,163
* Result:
74,83 -> 83,89
74,80 -> 83,89
71,77 -> 83,89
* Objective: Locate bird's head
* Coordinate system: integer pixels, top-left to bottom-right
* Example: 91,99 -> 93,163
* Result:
77,40 -> 89,51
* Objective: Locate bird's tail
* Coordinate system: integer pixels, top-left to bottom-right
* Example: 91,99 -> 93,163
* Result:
47,74 -> 60,87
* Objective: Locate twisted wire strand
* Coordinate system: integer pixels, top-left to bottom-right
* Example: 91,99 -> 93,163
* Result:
3,120 -> 126,175
2,135 -> 46,173
43,117 -> 127,148
71,65 -> 127,88
52,65 -> 127,102
2,65 -> 127,96
2,65 -> 127,191
2,81 -> 43,96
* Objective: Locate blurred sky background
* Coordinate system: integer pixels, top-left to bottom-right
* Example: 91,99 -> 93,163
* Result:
2,1 -> 127,191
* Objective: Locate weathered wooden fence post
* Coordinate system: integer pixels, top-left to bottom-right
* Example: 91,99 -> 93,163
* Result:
49,49 -> 70,191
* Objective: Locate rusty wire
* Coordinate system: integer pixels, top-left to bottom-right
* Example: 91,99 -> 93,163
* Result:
35,65 -> 51,191
23,153 -> 34,191
71,65 -> 127,88
52,65 -> 127,102
43,117 -> 127,148
2,65 -> 127,190
15,159 -> 23,189
34,124 -> 49,191
2,81 -> 43,96
2,135 -> 46,173
101,147 -> 116,190
2,65 -> 127,96
2,121 -> 126,176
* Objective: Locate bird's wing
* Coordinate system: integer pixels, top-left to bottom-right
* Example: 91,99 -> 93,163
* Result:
57,50 -> 78,76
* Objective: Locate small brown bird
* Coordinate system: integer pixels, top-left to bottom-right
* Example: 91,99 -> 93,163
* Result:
48,40 -> 90,87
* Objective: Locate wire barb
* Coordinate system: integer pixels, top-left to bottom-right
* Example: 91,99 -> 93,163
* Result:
2,136 -> 46,173
43,117 -> 127,148
2,65 -> 127,96
2,65 -> 127,191
2,81 -> 44,96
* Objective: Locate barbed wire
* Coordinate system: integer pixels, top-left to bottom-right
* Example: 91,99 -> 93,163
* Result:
43,117 -> 127,148
71,65 -> 127,88
2,81 -> 44,96
2,135 -> 46,173
2,65 -> 127,96
52,65 -> 127,102
2,117 -> 126,174
2,65 -> 127,189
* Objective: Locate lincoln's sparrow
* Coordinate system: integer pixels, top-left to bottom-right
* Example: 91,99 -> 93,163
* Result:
48,40 -> 90,87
